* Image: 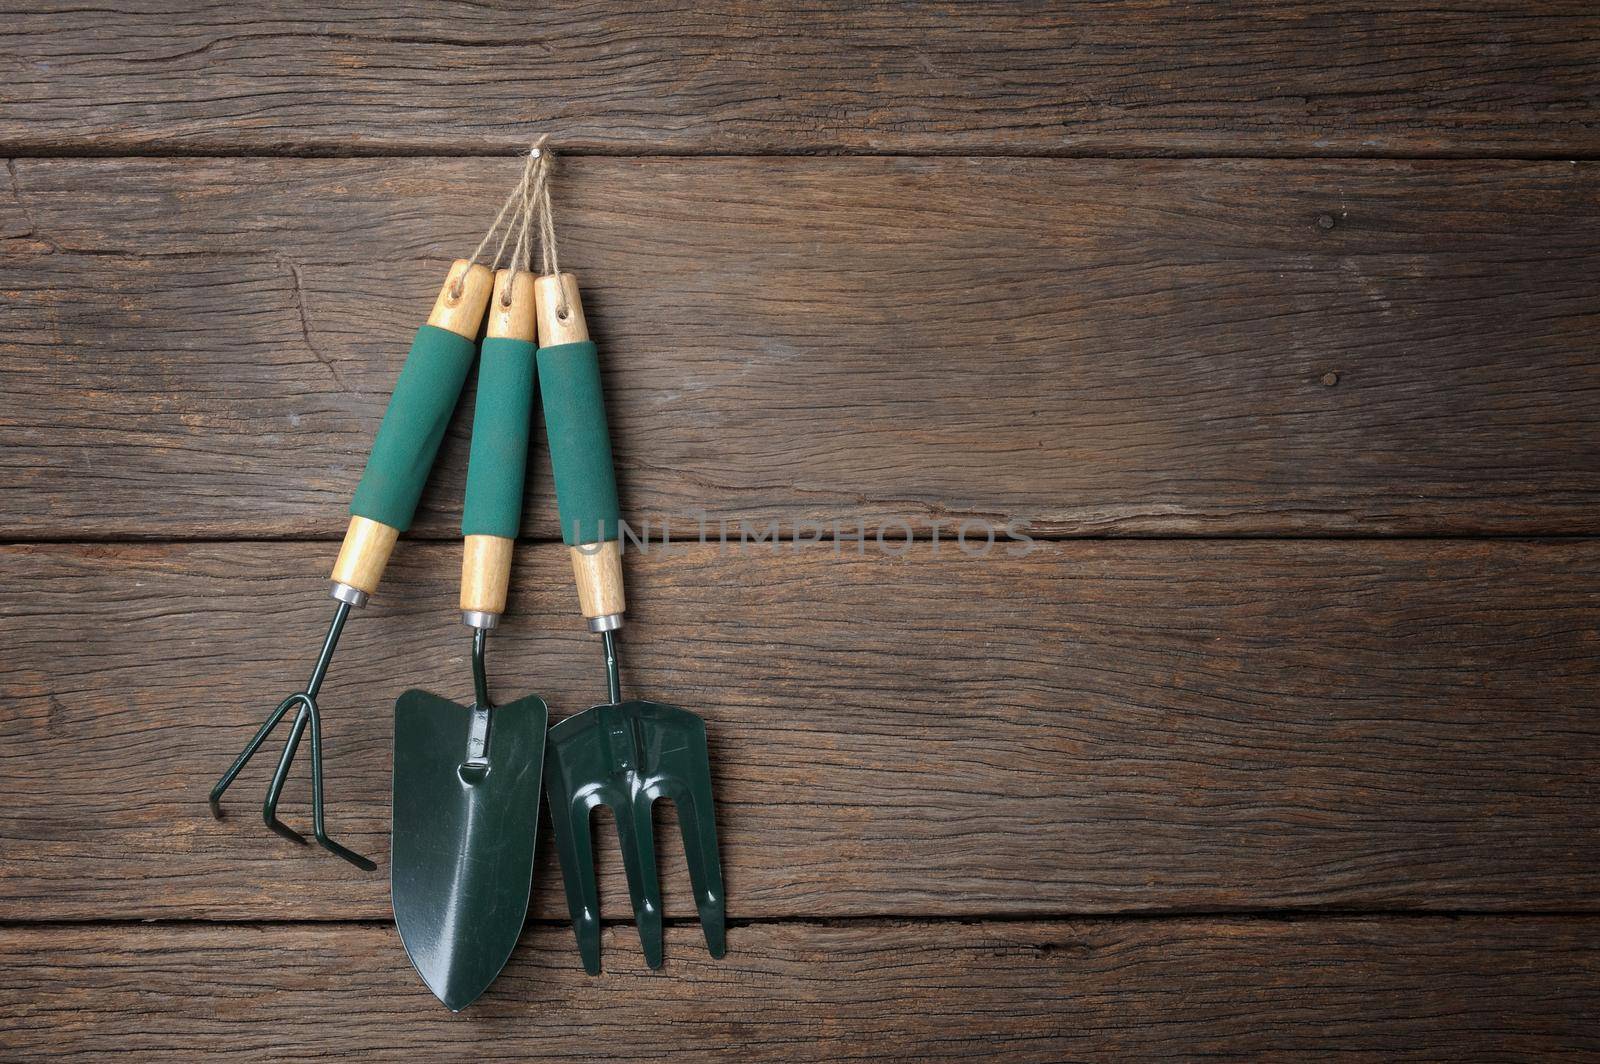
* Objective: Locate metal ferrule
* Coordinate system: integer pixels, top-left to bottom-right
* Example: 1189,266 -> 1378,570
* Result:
330,582 -> 370,608
462,609 -> 500,631
586,612 -> 623,633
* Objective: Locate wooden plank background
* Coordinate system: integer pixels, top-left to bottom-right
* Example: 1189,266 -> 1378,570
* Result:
3,2 -> 1599,156
4,539 -> 1597,922
5,157 -> 1598,539
1,3 -> 1598,1060
4,919 -> 1598,1061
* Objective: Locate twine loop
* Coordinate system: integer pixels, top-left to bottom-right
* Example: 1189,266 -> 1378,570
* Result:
452,134 -> 550,301
528,143 -> 569,320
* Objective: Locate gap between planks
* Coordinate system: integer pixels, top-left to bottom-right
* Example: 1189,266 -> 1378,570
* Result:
4,534 -> 1600,547
7,149 -> 1600,162
8,911 -> 1600,930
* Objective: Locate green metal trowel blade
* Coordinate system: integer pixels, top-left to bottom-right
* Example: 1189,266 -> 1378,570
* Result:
544,698 -> 725,975
392,688 -> 548,1011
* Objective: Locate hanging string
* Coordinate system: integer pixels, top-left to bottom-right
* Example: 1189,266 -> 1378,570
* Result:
486,137 -> 546,273
514,146 -> 540,274
493,147 -> 542,308
529,142 -> 569,320
517,134 -> 549,270
454,178 -> 523,297
453,136 -> 547,298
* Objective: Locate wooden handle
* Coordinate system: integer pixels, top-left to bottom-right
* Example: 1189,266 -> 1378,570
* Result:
331,515 -> 399,595
428,260 -> 494,337
331,262 -> 492,602
461,534 -> 515,616
535,275 -> 626,626
488,269 -> 537,342
571,541 -> 626,622
457,269 -> 539,623
534,272 -> 589,345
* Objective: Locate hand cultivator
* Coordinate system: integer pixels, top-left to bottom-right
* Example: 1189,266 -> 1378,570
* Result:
208,255 -> 495,871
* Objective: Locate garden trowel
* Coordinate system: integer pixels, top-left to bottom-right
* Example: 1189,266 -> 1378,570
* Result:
392,268 -> 546,1011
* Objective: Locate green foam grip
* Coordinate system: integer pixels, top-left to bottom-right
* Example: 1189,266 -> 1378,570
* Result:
350,324 -> 477,531
462,336 -> 536,539
536,340 -> 621,545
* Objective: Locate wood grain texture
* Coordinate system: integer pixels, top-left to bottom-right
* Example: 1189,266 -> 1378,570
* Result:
424,258 -> 493,337
571,540 -> 625,621
2,1 -> 1598,157
329,514 -> 398,594
1,539 -> 1596,922
461,533 -> 514,616
7,5 -> 1598,1051
3,157 -> 1598,539
1,918 -> 1597,1061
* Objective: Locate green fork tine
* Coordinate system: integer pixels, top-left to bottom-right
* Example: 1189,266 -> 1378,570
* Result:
544,630 -> 727,972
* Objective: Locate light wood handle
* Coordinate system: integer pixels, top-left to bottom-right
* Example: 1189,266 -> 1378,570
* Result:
457,269 -> 538,623
461,534 -> 515,616
428,259 -> 495,337
331,515 -> 399,594
534,272 -> 589,344
571,540 -> 626,621
536,275 -> 626,625
488,269 -> 537,342
330,262 -> 492,601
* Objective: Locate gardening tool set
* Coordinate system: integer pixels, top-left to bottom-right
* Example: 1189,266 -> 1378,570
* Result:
208,145 -> 725,1009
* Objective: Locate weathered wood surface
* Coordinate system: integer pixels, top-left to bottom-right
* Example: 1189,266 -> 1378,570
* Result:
2,918 -> 1597,1061
4,2 -> 1597,1055
4,157 -> 1599,540
2,539 -> 1596,922
4,2 -> 1599,157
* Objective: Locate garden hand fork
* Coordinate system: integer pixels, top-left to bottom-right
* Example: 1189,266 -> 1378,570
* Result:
533,272 -> 726,972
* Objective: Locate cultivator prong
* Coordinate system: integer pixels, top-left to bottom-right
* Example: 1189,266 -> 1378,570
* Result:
261,695 -> 312,845
208,694 -> 299,821
208,600 -> 376,872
